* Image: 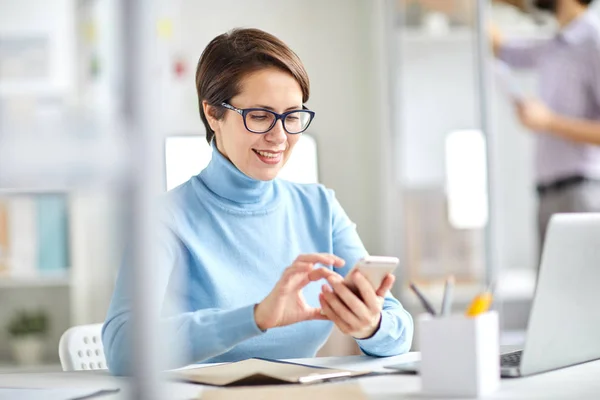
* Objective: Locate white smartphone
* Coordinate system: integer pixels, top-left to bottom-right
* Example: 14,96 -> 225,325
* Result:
493,60 -> 525,103
344,256 -> 399,294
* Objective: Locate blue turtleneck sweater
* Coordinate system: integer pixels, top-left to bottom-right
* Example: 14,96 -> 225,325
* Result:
102,143 -> 413,375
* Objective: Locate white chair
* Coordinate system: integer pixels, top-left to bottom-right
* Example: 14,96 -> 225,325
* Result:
164,133 -> 319,190
58,323 -> 107,371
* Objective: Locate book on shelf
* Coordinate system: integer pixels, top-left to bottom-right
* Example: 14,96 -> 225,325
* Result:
0,200 -> 8,274
7,196 -> 38,278
0,194 -> 70,280
36,194 -> 70,274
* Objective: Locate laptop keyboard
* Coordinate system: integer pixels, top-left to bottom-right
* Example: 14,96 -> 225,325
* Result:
501,350 -> 522,367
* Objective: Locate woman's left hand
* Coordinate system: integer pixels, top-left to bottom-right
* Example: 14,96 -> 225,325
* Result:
319,270 -> 395,339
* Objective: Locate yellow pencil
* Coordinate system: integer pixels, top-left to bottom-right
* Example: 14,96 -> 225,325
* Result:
465,281 -> 496,317
465,291 -> 493,317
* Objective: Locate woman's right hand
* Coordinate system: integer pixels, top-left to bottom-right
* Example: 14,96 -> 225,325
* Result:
254,254 -> 345,331
489,22 -> 504,57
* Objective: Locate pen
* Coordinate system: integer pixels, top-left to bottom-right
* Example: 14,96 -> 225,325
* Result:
298,371 -> 352,384
409,282 -> 437,316
465,282 -> 495,317
441,275 -> 455,317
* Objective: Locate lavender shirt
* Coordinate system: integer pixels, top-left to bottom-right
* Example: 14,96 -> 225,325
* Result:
499,12 -> 600,185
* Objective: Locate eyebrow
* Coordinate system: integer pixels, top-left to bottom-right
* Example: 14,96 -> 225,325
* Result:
250,104 -> 302,112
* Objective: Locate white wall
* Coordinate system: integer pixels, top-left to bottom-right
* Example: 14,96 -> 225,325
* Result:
76,0 -> 123,117
400,35 -> 478,186
168,0 -> 389,254
399,33 -> 538,271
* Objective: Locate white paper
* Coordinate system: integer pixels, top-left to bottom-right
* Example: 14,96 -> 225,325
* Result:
493,60 -> 525,103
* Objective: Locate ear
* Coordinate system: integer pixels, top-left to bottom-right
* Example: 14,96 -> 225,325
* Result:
202,101 -> 221,132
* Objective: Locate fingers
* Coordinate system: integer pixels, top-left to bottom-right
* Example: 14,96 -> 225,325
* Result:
326,275 -> 371,319
516,99 -> 534,116
287,261 -> 313,272
306,307 -> 330,321
375,274 -> 395,297
352,271 -> 380,311
319,292 -> 353,334
280,254 -> 346,292
296,253 -> 345,268
281,261 -> 314,291
321,282 -> 366,326
517,108 -> 528,125
308,267 -> 337,282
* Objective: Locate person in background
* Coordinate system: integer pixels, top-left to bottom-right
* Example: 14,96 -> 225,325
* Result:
102,28 -> 413,376
491,0 -> 600,251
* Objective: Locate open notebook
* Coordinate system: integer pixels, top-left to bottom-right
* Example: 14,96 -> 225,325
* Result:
173,358 -> 371,386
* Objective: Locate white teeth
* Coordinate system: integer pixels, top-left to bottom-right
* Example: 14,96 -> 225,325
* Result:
255,150 -> 279,158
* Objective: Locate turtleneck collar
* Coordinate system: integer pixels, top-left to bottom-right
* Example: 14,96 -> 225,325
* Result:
198,140 -> 276,207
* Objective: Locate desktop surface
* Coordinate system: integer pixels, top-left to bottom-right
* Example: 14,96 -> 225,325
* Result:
1,353 -> 599,399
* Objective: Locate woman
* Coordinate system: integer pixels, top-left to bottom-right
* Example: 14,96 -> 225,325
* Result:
102,28 -> 413,375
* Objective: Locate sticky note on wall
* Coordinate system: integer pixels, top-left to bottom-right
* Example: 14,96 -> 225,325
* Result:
157,18 -> 173,39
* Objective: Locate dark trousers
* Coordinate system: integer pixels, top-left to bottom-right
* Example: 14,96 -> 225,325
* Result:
537,178 -> 600,262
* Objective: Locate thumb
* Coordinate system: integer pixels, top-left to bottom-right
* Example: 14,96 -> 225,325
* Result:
514,97 -> 524,108
376,274 -> 395,297
515,101 -> 525,113
305,307 -> 329,321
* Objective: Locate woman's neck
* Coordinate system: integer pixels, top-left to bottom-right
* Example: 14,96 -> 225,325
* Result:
199,140 -> 274,205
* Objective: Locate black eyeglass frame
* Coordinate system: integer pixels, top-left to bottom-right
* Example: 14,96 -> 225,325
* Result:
220,102 -> 315,134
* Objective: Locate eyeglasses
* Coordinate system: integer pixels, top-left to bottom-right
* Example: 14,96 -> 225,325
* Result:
221,102 -> 315,134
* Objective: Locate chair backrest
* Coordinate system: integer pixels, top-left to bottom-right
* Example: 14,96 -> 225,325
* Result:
277,134 -> 319,184
164,133 -> 320,190
58,323 -> 107,371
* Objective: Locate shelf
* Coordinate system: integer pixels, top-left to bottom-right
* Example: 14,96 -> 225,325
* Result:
0,274 -> 70,288
0,82 -> 66,98
0,132 -> 128,190
0,188 -> 71,196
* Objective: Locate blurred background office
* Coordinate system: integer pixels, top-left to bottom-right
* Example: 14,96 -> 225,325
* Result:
0,0 -> 598,371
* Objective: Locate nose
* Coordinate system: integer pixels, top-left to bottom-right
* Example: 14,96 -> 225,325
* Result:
264,119 -> 287,144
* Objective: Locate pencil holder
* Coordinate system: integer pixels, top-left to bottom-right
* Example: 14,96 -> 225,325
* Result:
419,311 -> 499,398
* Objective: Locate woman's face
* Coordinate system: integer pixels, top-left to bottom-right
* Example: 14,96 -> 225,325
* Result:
207,67 -> 304,181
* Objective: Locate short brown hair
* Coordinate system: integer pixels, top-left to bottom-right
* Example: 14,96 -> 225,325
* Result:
196,28 -> 310,144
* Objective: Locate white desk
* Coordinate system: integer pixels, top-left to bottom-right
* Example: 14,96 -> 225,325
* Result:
1,353 -> 599,399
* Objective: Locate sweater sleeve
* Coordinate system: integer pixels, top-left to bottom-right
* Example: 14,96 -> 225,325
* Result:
592,41 -> 600,110
327,189 -> 413,356
498,37 -> 548,70
101,222 -> 264,376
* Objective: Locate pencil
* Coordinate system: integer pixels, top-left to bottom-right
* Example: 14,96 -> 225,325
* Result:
409,282 -> 437,316
441,275 -> 455,316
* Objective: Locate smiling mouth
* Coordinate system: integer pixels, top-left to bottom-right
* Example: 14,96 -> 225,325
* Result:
253,149 -> 281,158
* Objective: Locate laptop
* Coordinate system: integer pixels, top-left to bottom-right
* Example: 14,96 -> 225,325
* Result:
388,213 -> 600,378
